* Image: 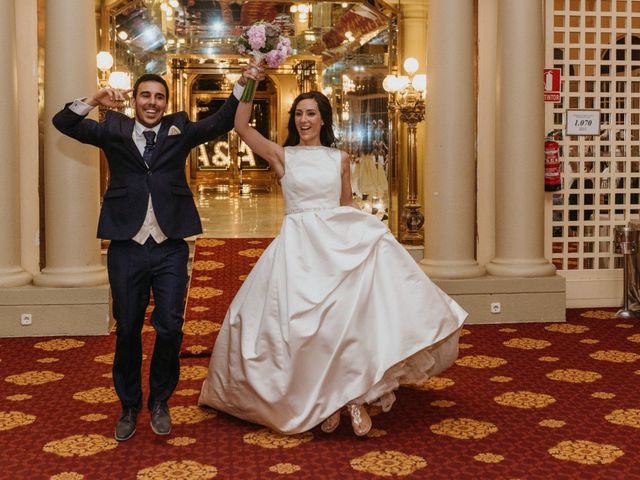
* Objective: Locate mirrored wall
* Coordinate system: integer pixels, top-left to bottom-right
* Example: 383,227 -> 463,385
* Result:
104,0 -> 399,230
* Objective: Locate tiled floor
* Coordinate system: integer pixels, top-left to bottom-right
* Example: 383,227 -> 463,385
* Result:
193,183 -> 284,238
191,178 -> 391,240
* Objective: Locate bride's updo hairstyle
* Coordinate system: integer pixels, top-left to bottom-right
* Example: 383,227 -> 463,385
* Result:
284,91 -> 336,147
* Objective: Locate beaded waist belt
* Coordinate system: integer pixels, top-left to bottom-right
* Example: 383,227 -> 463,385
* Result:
285,206 -> 335,215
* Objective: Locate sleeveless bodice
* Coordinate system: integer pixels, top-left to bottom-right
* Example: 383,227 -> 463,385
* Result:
281,146 -> 342,214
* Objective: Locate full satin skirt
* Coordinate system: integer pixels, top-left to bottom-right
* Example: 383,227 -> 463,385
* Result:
198,207 -> 466,434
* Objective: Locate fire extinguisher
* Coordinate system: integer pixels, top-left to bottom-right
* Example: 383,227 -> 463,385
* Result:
544,135 -> 561,192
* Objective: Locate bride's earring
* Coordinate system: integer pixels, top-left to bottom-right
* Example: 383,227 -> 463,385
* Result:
320,410 -> 341,433
347,403 -> 372,436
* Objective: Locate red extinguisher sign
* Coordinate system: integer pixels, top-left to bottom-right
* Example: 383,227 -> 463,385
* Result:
544,138 -> 561,191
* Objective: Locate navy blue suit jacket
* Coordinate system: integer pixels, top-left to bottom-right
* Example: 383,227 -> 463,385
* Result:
52,94 -> 238,240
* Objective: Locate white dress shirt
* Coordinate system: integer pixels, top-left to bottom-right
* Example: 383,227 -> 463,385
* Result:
130,121 -> 167,244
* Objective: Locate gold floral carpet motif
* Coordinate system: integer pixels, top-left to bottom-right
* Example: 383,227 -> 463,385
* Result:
1,237 -> 639,479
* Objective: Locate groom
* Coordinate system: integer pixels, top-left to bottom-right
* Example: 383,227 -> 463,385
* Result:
52,65 -> 262,441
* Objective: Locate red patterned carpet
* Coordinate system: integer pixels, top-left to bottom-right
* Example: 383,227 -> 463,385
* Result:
1,237 -> 639,479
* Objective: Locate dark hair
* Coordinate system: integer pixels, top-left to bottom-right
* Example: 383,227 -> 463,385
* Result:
284,91 -> 336,147
133,73 -> 169,101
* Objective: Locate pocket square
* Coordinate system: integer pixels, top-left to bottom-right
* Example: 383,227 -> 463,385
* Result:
168,125 -> 182,136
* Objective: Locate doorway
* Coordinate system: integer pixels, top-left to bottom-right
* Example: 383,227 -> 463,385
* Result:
188,73 -> 278,193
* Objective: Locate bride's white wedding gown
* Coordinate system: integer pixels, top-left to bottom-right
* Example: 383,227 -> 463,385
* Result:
198,146 -> 467,434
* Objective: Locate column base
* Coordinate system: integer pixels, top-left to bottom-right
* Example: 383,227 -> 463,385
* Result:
420,258 -> 486,279
0,284 -> 112,336
0,268 -> 32,288
486,257 -> 556,277
400,232 -> 424,246
403,244 -> 424,262
434,274 -> 566,324
33,265 -> 108,287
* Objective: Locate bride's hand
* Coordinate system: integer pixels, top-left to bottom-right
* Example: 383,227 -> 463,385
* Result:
240,61 -> 265,85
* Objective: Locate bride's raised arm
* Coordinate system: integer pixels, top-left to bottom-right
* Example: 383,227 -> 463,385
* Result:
234,87 -> 285,179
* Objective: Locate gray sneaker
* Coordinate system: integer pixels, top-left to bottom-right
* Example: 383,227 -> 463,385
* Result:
114,408 -> 138,442
150,402 -> 171,435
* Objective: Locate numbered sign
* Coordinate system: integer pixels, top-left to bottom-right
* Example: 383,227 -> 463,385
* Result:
566,109 -> 600,136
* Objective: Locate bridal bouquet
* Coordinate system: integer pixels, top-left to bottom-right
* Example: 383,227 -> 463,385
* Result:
236,20 -> 292,102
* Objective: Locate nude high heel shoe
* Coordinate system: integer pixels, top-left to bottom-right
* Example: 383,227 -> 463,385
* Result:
347,403 -> 372,436
320,410 -> 341,433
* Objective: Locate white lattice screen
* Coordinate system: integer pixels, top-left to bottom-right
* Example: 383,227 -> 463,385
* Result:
547,0 -> 640,277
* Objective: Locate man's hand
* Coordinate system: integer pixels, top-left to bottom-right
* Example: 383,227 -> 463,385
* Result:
86,88 -> 132,108
239,61 -> 265,86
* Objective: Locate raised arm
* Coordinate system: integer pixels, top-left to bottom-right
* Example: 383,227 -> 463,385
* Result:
340,150 -> 358,208
186,67 -> 255,147
86,87 -> 130,109
52,87 -> 127,146
234,87 -> 285,179
185,92 -> 240,148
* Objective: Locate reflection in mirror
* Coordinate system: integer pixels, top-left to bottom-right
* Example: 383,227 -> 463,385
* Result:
106,0 -> 398,226
109,1 -> 394,76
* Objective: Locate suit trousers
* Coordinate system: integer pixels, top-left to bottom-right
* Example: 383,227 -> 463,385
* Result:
107,237 -> 189,410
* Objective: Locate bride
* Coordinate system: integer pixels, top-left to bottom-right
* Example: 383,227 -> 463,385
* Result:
198,77 -> 467,436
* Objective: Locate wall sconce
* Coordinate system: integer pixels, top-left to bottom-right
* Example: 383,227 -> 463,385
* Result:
108,71 -> 132,90
96,51 -> 114,88
383,57 -> 426,245
96,51 -> 131,91
96,51 -> 132,118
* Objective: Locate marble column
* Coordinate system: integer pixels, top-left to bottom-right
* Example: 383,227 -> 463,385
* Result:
34,0 -> 107,287
486,0 -> 556,277
0,0 -> 32,288
420,0 -> 484,279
